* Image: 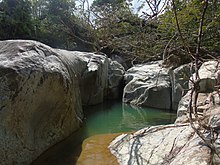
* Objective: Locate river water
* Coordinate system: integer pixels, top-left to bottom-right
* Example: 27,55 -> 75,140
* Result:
32,101 -> 176,165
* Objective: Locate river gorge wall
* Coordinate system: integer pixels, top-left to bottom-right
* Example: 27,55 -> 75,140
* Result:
0,40 -> 219,164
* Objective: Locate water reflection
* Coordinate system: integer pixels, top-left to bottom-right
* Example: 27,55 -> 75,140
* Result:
83,101 -> 176,135
121,104 -> 176,131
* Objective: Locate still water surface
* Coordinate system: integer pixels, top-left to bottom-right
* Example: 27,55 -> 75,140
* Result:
32,101 -> 176,165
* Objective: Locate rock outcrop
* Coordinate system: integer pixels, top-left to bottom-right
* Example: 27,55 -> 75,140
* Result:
175,91 -> 212,124
109,124 -> 211,165
123,61 -> 172,110
0,40 -> 83,164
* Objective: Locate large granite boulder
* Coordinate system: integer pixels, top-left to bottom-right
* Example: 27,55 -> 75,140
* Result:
170,63 -> 193,110
109,124 -> 211,165
0,40 -> 124,164
123,61 -> 172,110
0,40 -> 83,164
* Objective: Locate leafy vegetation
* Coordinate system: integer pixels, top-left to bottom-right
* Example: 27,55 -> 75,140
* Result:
0,0 -> 219,64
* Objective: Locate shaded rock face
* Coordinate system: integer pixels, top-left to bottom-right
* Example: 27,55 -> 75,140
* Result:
78,53 -> 109,105
57,50 -> 108,106
109,54 -> 129,70
106,59 -> 125,100
0,40 -> 83,164
57,50 -> 124,105
109,124 -> 211,165
123,61 -> 172,110
170,63 -> 193,110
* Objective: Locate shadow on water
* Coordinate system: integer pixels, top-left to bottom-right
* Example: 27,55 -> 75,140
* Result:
31,101 -> 176,165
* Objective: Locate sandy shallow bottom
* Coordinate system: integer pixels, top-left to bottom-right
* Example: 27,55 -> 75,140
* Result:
77,133 -> 122,165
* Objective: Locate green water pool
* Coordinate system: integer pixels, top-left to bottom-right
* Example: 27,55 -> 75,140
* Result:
83,101 -> 176,136
32,101 -> 176,165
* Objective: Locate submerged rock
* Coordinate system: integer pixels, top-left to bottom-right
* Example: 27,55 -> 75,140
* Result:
77,133 -> 120,165
123,61 -> 172,110
0,40 -> 83,164
109,124 -> 211,165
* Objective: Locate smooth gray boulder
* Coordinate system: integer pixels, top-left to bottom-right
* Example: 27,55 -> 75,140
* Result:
0,40 -> 83,165
170,63 -> 193,110
106,59 -> 125,99
109,124 -> 211,165
123,61 -> 172,110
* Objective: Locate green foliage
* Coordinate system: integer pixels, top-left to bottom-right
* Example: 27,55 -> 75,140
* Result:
32,0 -> 77,49
0,0 -> 219,62
0,0 -> 96,51
92,0 -> 124,7
91,0 -> 164,63
34,0 -> 96,51
159,0 -> 220,60
0,0 -> 34,39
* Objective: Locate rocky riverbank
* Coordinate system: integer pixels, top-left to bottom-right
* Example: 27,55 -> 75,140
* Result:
109,60 -> 220,165
1,40 -> 219,164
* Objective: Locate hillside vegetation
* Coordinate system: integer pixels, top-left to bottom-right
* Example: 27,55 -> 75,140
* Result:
0,0 -> 219,64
